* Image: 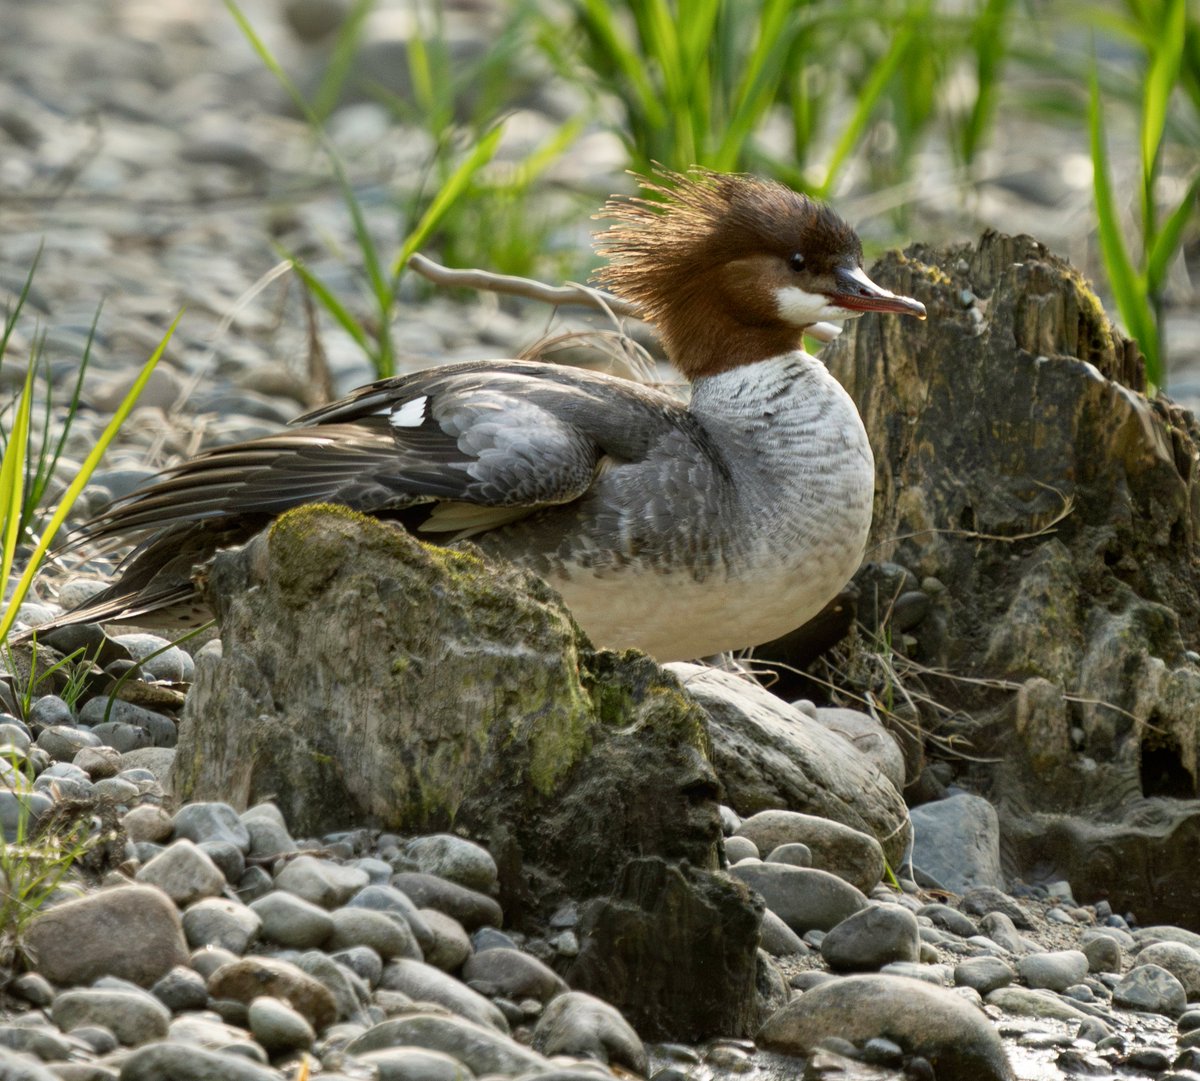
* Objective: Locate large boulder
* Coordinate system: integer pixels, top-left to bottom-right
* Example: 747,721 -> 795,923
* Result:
172,506 -> 722,923
668,663 -> 910,867
824,232 -> 1200,927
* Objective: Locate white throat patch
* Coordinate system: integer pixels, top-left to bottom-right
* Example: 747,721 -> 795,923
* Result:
774,285 -> 863,326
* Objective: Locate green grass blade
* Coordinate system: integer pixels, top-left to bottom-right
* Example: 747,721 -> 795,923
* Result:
962,0 -> 1014,164
0,249 -> 42,391
0,363 -> 36,605
406,31 -> 434,117
578,0 -> 667,132
392,123 -> 504,275
225,0 -> 313,120
310,0 -> 376,120
818,19 -> 917,197
0,316 -> 181,644
1088,64 -> 1161,385
227,0 -> 395,374
43,305 -> 101,500
1139,0 -> 1186,230
286,255 -> 376,359
1146,173 -> 1200,292
717,0 -> 795,170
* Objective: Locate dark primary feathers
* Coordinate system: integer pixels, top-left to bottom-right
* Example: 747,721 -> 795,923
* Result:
54,359 -> 695,629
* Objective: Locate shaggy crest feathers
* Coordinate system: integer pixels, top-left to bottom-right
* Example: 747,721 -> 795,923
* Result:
593,167 -> 861,326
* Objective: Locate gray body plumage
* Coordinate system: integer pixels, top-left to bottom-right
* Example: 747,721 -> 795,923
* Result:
60,354 -> 874,661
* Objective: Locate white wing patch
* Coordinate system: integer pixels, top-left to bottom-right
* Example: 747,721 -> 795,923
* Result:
390,396 -> 429,428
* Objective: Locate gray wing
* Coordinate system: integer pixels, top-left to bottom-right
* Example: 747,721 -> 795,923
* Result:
72,360 -> 690,549
44,360 -> 698,632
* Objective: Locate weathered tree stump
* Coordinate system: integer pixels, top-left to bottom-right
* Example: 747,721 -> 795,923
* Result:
824,232 -> 1200,927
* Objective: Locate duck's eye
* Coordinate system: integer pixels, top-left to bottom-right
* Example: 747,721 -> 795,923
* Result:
788,253 -> 806,272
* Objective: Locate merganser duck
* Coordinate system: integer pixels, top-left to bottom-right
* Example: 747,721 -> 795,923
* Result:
48,169 -> 925,661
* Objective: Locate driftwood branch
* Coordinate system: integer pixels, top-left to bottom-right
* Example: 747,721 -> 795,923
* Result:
408,253 -> 640,318
408,253 -> 842,343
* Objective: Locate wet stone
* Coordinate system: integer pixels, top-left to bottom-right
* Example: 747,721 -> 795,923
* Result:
1112,964 -> 1188,1017
532,990 -> 647,1073
182,896 -> 261,953
820,904 -> 921,972
274,854 -> 369,908
172,801 -> 250,851
1018,949 -> 1089,992
405,834 -> 499,894
954,957 -> 1016,994
391,872 -> 503,931
135,838 -> 226,905
723,836 -> 759,864
52,988 -> 170,1046
150,965 -> 209,1013
328,905 -> 421,960
420,908 -> 472,971
249,889 -> 334,948
1082,931 -> 1123,973
248,995 -> 316,1054
34,724 -> 101,761
462,946 -> 568,1002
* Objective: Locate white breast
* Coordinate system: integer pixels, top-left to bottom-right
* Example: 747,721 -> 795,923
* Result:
542,353 -> 875,661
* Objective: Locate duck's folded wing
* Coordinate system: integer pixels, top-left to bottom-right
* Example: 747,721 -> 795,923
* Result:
69,362 -> 682,551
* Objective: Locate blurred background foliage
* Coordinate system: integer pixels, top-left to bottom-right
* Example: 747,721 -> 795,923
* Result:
274,0 -> 1197,388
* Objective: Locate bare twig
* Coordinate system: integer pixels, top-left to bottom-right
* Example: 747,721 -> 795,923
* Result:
408,253 -> 641,317
869,484 -> 1076,557
408,252 -> 843,343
